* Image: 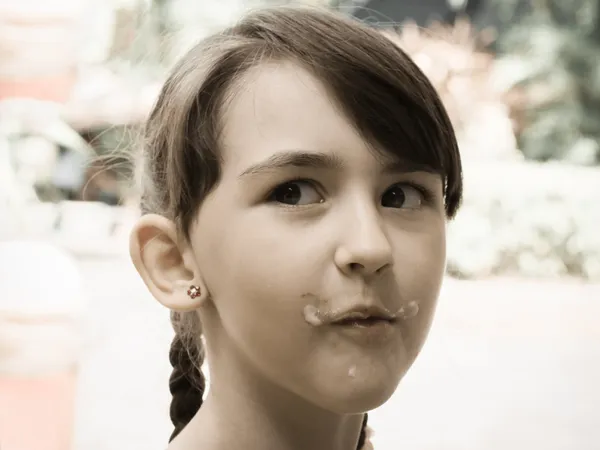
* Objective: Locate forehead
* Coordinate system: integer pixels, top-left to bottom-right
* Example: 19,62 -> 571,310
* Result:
219,61 -> 384,175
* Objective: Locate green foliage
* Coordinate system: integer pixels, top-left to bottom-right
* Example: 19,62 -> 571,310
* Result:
493,0 -> 600,164
447,161 -> 600,280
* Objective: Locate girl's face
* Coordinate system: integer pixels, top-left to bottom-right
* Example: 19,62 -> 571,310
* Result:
191,61 -> 446,413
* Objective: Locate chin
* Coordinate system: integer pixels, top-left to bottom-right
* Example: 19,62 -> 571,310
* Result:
314,365 -> 408,414
324,383 -> 400,415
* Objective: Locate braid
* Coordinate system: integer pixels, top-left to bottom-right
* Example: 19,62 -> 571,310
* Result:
168,314 -> 206,442
357,413 -> 373,450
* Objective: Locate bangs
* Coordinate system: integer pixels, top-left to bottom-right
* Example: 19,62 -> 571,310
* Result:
305,47 -> 462,218
327,67 -> 457,176
233,7 -> 463,217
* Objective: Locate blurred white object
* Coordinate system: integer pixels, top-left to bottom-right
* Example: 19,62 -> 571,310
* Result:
0,0 -> 85,77
0,0 -> 92,108
457,101 -> 521,161
79,1 -> 118,65
58,201 -> 119,238
0,240 -> 86,375
0,99 -> 95,238
164,0 -> 247,62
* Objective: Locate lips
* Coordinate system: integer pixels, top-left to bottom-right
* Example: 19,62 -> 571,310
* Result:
332,316 -> 395,327
330,313 -> 398,345
328,306 -> 397,325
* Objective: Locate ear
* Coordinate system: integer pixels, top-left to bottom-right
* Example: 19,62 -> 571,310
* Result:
129,214 -> 208,312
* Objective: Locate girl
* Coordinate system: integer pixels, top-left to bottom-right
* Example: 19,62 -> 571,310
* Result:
130,5 -> 463,450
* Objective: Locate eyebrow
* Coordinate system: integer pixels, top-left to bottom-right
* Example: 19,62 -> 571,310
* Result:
238,150 -> 438,178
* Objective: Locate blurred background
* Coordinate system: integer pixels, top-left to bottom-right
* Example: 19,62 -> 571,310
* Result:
0,0 -> 599,449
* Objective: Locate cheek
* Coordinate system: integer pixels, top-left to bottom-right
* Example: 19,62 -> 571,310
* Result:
203,210 -> 327,297
393,223 -> 446,356
196,215 -> 319,375
394,218 -> 446,287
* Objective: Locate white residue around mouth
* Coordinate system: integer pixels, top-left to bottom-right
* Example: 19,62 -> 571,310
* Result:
304,300 -> 420,326
396,301 -> 419,320
303,304 -> 324,326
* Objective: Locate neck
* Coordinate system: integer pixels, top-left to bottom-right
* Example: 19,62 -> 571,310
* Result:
176,357 -> 365,450
199,389 -> 364,450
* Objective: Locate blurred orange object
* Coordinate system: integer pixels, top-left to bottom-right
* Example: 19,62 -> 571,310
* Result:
0,72 -> 77,103
0,241 -> 86,450
0,371 -> 78,450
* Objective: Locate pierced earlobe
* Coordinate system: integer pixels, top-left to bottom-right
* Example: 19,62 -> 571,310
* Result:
170,280 -> 208,311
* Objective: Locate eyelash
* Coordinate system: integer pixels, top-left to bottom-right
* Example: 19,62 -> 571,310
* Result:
400,181 -> 436,205
266,178 -> 436,206
265,177 -> 323,208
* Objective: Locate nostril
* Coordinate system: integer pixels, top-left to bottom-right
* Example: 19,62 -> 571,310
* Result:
375,264 -> 388,274
349,262 -> 364,272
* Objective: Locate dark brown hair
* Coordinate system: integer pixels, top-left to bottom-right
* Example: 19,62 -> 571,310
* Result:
139,5 -> 462,449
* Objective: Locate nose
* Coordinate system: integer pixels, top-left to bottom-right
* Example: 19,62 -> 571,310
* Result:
334,209 -> 393,277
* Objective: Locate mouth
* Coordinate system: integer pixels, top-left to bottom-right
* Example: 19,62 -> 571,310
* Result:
329,307 -> 397,327
328,309 -> 399,345
332,316 -> 395,327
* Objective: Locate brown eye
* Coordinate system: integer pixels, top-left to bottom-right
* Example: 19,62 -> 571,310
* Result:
381,184 -> 423,209
270,181 -> 323,206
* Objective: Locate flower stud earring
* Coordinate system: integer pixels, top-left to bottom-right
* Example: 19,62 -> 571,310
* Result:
187,285 -> 201,299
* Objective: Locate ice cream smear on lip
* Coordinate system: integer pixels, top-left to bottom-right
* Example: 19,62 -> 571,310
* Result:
396,301 -> 419,320
303,300 -> 420,326
303,304 -> 324,326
